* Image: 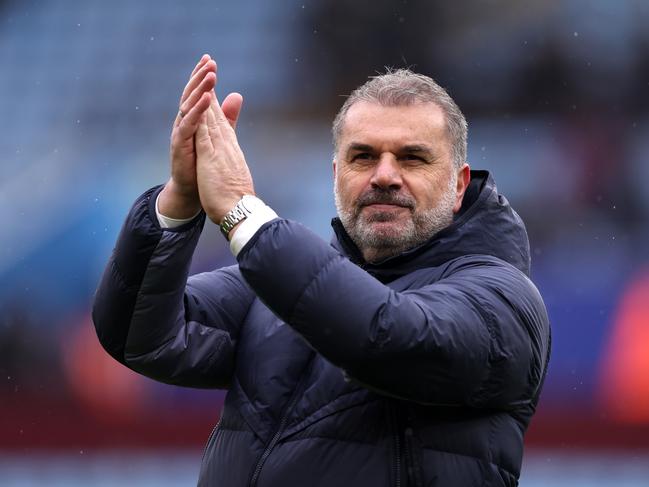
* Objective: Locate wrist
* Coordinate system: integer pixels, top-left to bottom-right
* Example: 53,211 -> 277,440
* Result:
219,194 -> 261,239
225,197 -> 279,256
159,179 -> 202,219
228,220 -> 244,240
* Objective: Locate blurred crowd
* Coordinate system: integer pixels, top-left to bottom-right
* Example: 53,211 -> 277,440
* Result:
1,0 -> 648,450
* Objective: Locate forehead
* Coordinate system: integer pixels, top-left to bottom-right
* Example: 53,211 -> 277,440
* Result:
339,101 -> 448,149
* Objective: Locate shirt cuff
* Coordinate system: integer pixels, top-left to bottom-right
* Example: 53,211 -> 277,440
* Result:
230,203 -> 278,257
155,192 -> 201,229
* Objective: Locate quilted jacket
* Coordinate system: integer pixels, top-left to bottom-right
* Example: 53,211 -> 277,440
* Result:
93,170 -> 551,486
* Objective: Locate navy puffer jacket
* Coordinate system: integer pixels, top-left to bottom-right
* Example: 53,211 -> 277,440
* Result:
93,170 -> 550,486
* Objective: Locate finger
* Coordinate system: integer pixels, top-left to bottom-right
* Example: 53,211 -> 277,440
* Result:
190,54 -> 211,78
221,93 -> 244,130
179,60 -> 217,106
195,111 -> 213,155
206,94 -> 224,139
208,88 -> 232,130
179,72 -> 216,123
176,92 -> 211,140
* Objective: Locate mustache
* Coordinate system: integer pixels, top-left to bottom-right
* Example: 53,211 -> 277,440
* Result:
356,189 -> 415,209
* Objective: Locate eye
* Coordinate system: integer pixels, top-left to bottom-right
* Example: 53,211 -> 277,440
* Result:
401,154 -> 426,163
352,152 -> 373,161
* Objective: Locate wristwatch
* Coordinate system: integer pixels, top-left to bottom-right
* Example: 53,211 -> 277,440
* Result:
219,195 -> 264,239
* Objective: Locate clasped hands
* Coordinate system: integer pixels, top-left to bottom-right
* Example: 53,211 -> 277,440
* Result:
158,54 -> 255,232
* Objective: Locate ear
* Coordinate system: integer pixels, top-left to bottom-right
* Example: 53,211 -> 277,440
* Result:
332,159 -> 337,179
453,164 -> 471,213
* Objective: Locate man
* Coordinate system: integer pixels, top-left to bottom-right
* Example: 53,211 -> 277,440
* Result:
93,54 -> 550,486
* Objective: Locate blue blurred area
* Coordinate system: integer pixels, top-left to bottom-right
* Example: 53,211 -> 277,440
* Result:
1,0 -> 648,467
2,450 -> 649,486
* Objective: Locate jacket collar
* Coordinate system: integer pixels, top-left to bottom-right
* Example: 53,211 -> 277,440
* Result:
330,170 -> 531,281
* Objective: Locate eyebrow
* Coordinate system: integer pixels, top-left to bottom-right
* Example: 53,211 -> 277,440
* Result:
347,143 -> 374,153
400,144 -> 434,155
346,142 -> 435,156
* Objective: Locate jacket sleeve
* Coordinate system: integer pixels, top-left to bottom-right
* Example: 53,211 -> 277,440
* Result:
238,219 -> 550,408
92,186 -> 255,389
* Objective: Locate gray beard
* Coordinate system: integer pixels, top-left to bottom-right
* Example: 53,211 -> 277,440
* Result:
334,177 -> 457,263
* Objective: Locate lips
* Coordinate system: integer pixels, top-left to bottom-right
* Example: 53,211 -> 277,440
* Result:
356,190 -> 415,212
363,203 -> 407,211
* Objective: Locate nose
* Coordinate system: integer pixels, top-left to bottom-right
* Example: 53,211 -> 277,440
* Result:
370,154 -> 402,190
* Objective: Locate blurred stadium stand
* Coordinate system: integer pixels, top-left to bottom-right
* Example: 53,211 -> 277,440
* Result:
1,0 -> 648,484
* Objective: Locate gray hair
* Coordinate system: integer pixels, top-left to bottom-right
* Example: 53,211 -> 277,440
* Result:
332,68 -> 468,169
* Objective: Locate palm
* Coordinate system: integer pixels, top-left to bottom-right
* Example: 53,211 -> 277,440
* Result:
159,55 -> 244,219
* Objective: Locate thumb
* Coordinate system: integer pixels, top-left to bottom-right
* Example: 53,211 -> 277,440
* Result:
221,92 -> 244,130
195,112 -> 212,156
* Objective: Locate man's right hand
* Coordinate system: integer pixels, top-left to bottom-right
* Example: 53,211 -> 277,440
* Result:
159,54 -> 243,220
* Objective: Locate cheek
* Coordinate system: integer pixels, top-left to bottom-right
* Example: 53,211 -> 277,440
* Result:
336,173 -> 366,202
408,175 -> 450,208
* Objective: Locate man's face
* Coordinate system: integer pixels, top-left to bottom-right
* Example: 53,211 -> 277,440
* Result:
334,101 -> 466,262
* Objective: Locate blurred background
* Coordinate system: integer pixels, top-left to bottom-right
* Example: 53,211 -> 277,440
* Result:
1,0 -> 648,485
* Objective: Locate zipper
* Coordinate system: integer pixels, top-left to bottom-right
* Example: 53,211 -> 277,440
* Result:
404,427 -> 423,487
394,430 -> 401,487
201,417 -> 221,462
391,403 -> 401,487
248,355 -> 314,487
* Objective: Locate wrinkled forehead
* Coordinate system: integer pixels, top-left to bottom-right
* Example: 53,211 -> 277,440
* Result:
337,101 -> 449,151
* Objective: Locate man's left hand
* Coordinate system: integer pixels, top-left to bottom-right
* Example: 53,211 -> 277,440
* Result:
195,88 -> 255,227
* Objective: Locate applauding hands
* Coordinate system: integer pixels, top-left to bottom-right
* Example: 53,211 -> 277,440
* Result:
159,54 -> 254,228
